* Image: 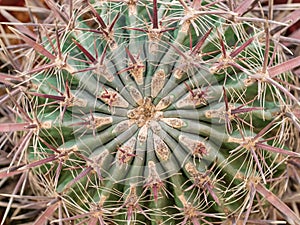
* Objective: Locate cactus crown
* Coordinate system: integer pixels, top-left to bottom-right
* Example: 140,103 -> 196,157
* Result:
1,0 -> 300,224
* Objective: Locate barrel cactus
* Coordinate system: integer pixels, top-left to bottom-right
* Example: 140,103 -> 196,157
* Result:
1,0 -> 300,224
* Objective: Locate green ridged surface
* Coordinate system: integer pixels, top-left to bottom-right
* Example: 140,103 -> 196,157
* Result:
25,0 -> 295,224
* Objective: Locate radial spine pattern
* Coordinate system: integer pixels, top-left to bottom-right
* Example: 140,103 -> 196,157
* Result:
2,0 -> 300,224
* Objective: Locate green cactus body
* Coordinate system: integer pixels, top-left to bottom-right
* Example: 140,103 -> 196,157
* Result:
7,0 -> 298,224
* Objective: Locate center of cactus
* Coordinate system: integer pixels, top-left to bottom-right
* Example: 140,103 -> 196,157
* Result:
127,97 -> 157,127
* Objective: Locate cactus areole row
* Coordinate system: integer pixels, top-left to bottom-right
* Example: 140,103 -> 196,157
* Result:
2,0 -> 300,224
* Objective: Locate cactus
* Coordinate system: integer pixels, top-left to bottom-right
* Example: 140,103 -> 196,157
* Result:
1,0 -> 300,224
